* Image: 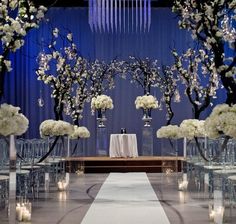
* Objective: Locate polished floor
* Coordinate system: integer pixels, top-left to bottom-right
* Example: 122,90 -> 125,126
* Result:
0,173 -> 235,224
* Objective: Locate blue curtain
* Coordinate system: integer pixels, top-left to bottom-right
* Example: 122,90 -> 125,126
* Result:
4,7 -> 219,155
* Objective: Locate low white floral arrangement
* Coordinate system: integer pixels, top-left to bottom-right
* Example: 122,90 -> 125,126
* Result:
70,126 -> 90,139
135,95 -> 158,110
0,103 -> 29,136
180,119 -> 206,139
156,125 -> 182,139
91,94 -> 114,113
40,120 -> 73,138
205,104 -> 236,139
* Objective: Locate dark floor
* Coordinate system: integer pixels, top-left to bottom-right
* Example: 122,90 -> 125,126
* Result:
0,173 -> 235,224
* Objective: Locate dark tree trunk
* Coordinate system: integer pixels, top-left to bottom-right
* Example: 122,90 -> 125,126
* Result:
0,69 -> 6,101
221,75 -> 236,105
53,97 -> 63,120
0,49 -> 10,101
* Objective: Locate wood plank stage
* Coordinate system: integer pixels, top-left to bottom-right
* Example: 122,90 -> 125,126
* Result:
65,156 -> 185,173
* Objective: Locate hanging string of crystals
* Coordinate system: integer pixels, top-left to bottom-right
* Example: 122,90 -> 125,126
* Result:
89,0 -> 151,33
221,13 -> 236,45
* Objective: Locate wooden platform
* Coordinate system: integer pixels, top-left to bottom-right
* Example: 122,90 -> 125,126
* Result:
65,156 -> 185,173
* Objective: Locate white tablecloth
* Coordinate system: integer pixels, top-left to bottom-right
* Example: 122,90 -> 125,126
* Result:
109,134 -> 138,158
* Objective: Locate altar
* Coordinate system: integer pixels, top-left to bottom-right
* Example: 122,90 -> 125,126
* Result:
109,134 -> 138,158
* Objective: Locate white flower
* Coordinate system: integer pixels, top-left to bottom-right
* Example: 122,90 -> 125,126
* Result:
3,60 -> 12,72
40,120 -> 73,138
91,95 -> 114,111
156,125 -> 182,139
0,103 -> 28,136
205,104 -> 236,139
180,119 -> 206,139
67,33 -> 73,41
53,28 -> 59,37
14,114 -> 29,135
135,95 -> 158,110
70,126 -> 90,139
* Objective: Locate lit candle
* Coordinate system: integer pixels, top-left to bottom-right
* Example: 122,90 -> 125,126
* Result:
22,208 -> 31,221
178,180 -> 188,191
57,180 -> 68,191
209,210 -> 215,221
58,181 -> 63,190
16,204 -> 23,221
214,206 -> 224,224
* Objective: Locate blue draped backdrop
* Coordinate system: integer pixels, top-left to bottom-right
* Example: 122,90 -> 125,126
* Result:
3,7 -> 227,156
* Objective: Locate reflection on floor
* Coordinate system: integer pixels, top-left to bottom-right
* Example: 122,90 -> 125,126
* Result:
0,173 -> 235,224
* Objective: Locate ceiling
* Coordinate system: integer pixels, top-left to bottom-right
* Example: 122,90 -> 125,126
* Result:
33,0 -> 173,8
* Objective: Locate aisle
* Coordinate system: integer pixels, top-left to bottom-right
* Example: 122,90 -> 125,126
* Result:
81,172 -> 170,224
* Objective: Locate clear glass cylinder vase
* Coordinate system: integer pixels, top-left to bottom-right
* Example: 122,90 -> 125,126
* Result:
97,109 -> 107,128
142,109 -> 152,127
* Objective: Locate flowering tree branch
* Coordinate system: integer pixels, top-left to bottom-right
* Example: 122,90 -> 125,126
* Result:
159,65 -> 180,125
126,56 -> 161,95
36,28 -> 88,122
172,48 -> 219,119
0,0 -> 47,99
88,59 -> 124,97
173,0 -> 236,105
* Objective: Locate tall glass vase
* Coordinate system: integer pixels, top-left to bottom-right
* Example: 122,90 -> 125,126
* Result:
96,109 -> 108,156
142,109 -> 153,156
97,109 -> 107,128
9,135 -> 17,223
142,109 -> 152,127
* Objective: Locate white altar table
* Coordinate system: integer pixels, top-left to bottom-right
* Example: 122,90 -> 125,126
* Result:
109,134 -> 138,158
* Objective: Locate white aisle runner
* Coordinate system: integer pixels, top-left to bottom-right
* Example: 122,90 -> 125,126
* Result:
81,172 -> 170,224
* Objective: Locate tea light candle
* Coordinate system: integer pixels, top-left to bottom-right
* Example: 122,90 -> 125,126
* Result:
22,208 -> 31,221
16,203 -> 23,222
57,180 -> 68,191
214,206 -> 224,224
209,210 -> 215,221
178,180 -> 188,191
16,201 -> 32,222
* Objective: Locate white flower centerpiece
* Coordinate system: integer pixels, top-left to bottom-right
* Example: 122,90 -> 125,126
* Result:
156,125 -> 182,139
205,104 -> 236,139
204,104 -> 236,165
179,119 -> 206,140
135,94 -> 158,126
40,119 -> 74,159
156,125 -> 181,157
179,119 -> 206,160
91,94 -> 114,127
40,120 -> 73,138
70,126 -> 90,139
0,103 -> 29,169
69,126 -> 90,157
0,103 -> 29,137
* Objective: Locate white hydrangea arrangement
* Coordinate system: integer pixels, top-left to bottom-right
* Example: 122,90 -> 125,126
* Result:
40,120 -> 74,138
70,126 -> 90,139
205,104 -> 236,139
91,94 -> 114,113
0,103 -> 29,136
179,119 -> 206,139
135,95 -> 158,110
156,125 -> 182,139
